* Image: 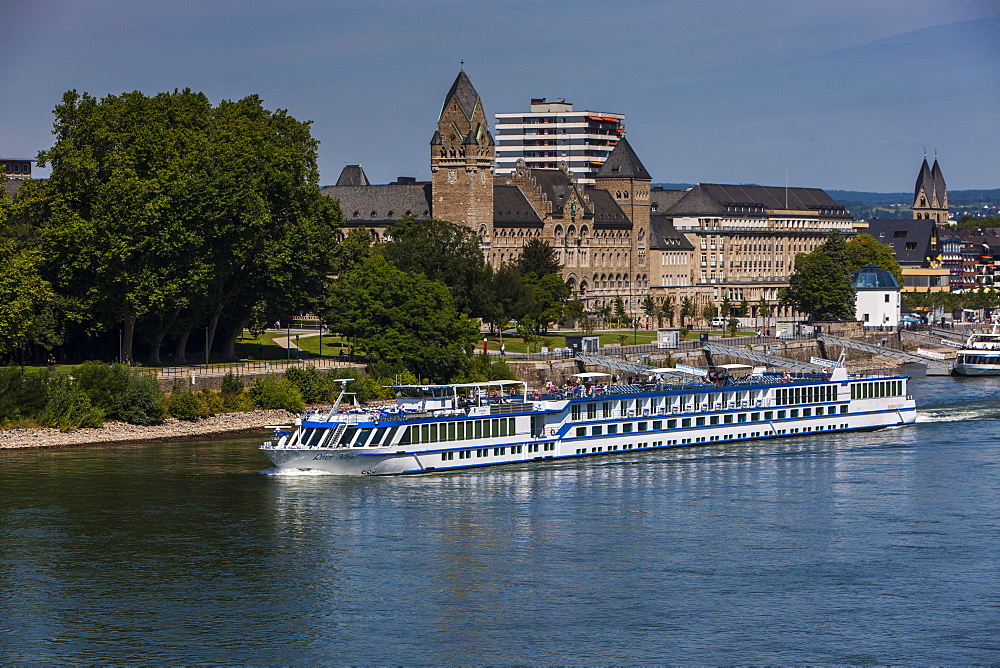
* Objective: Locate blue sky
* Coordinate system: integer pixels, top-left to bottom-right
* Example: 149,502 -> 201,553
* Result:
2,0 -> 997,192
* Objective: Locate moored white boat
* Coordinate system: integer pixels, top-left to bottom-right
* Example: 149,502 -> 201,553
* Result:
953,328 -> 1000,376
260,363 -> 917,476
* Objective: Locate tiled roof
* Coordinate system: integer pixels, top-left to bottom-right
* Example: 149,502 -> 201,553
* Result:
321,183 -> 432,223
595,137 -> 650,180
585,188 -> 631,228
650,187 -> 686,213
649,215 -> 695,250
335,165 -> 369,187
494,185 -> 543,227
664,183 -> 849,216
529,168 -> 579,217
865,218 -> 936,267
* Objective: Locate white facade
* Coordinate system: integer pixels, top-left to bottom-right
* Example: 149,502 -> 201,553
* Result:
856,288 -> 900,327
494,98 -> 625,184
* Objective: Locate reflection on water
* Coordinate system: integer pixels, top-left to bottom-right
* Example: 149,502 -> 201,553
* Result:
2,377 -> 1000,663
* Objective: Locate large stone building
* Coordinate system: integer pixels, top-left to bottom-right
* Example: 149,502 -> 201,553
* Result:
323,68 -> 861,320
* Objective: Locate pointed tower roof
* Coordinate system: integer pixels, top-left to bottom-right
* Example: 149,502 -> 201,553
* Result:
595,137 -> 651,180
931,158 -> 947,201
914,157 -> 933,203
336,164 -> 370,186
439,69 -> 481,122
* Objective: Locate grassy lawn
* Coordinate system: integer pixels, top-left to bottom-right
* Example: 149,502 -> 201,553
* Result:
294,333 -> 347,357
232,331 -> 294,361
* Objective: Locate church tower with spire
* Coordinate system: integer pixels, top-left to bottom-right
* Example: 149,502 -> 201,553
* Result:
592,137 -> 653,278
912,153 -> 948,223
430,68 -> 495,231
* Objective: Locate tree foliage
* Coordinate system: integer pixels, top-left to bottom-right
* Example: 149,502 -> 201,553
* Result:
17,88 -> 341,364
845,233 -> 904,285
321,254 -> 478,383
783,231 -> 855,321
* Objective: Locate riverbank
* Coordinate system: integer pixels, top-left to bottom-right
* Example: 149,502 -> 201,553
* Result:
0,409 -> 296,450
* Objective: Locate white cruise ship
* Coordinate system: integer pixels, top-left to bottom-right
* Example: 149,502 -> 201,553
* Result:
260,363 -> 917,476
953,328 -> 1000,376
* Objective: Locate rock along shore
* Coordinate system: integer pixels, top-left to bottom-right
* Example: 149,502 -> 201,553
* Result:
0,409 -> 296,450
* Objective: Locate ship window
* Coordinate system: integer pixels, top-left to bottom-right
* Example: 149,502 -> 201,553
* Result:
587,403 -> 597,419
572,405 -> 582,421
498,419 -> 508,437
667,419 -> 676,429
592,426 -> 603,436
576,427 -> 586,437
682,418 -> 691,427
448,422 -> 456,441
653,420 -> 662,430
299,428 -> 315,445
603,402 -> 612,418
724,415 -> 733,424
607,424 -> 618,434
696,417 -> 705,426
840,405 -> 848,414
777,410 -> 786,419
764,411 -> 773,420
401,427 -> 413,445
354,428 -> 373,447
751,412 -> 760,421
623,423 -> 633,433
430,424 -> 439,442
638,421 -> 648,431
475,421 -> 482,439
737,414 -> 747,423
710,415 -> 719,425
816,407 -> 824,416
790,409 -> 799,418
803,408 -> 811,417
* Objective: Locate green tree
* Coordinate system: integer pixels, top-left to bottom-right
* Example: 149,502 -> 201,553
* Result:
641,295 -> 656,322
382,217 -> 489,317
29,89 -> 341,364
0,240 -> 54,360
702,302 -> 718,322
845,233 -> 905,286
739,298 -> 750,319
523,273 -> 570,333
680,297 -> 694,327
757,297 -> 771,329
613,296 -> 629,327
783,231 -> 856,321
321,254 -> 478,383
516,238 -> 562,278
956,215 -> 1000,230
720,295 -> 732,318
661,297 -> 675,327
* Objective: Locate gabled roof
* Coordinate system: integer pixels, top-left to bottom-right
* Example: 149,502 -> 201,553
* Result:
494,185 -> 544,227
663,183 -> 849,217
321,183 -> 432,224
865,218 -> 936,267
649,215 -> 695,251
335,165 -> 370,187
529,168 -> 579,217
440,69 -> 480,122
595,137 -> 650,180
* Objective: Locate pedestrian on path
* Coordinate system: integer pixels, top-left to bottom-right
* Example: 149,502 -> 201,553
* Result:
500,343 -> 506,357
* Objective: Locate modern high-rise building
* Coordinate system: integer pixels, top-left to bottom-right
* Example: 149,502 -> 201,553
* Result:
494,98 -> 625,184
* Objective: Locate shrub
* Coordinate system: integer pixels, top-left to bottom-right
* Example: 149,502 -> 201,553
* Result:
249,375 -> 304,412
39,375 -> 104,431
115,372 -> 166,425
167,389 -> 201,420
197,387 -> 225,417
220,371 -> 243,396
223,390 -> 254,411
284,366 -> 337,404
75,361 -> 130,416
0,367 -> 51,424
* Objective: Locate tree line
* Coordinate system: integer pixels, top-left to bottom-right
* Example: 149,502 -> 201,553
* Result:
0,88 -> 569,385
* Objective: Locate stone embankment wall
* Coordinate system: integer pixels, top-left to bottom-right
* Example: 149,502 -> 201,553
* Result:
0,409 -> 295,450
507,333 -> 913,387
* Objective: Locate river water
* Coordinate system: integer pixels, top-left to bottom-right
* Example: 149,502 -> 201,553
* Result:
1,373 -> 999,663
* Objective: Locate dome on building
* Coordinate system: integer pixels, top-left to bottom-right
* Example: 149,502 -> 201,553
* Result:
851,263 -> 900,289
